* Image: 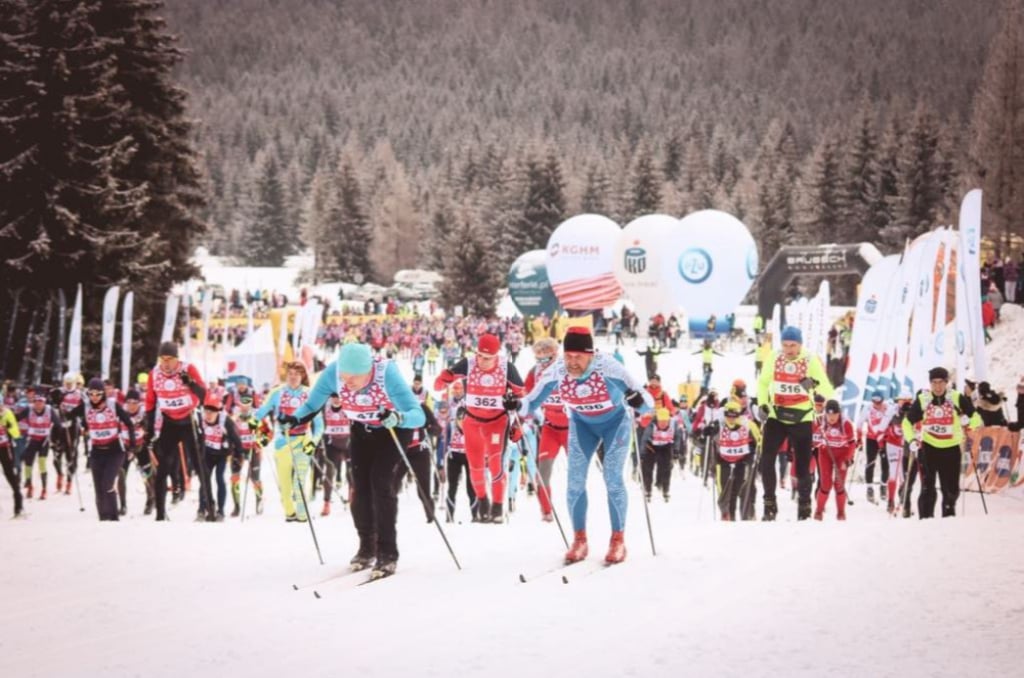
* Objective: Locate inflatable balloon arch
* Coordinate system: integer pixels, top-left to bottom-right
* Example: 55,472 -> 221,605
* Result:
507,211 -> 759,336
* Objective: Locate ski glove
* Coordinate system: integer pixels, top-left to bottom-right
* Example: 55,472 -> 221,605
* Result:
799,377 -> 818,391
377,407 -> 401,429
179,371 -> 192,386
303,439 -> 317,456
624,390 -> 645,409
277,413 -> 300,429
502,392 -> 521,412
909,440 -> 920,454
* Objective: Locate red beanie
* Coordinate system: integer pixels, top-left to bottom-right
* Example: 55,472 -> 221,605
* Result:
563,326 -> 594,353
477,333 -> 500,355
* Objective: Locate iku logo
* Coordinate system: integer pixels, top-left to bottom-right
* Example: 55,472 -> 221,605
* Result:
678,248 -> 712,284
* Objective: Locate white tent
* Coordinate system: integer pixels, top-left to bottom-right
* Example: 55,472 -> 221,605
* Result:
225,323 -> 277,388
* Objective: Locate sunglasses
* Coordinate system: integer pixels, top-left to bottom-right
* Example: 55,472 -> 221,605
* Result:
87,390 -> 104,398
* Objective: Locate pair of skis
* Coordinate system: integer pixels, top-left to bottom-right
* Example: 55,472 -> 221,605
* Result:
517,558 -> 618,584
292,565 -> 395,598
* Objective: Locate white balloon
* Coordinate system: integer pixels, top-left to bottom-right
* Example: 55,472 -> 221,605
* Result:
545,214 -> 623,311
662,210 -> 758,326
613,214 -> 680,326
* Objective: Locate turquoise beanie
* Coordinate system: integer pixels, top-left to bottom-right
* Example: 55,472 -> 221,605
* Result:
337,343 -> 374,374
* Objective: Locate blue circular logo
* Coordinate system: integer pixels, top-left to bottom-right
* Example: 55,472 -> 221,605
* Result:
746,247 -> 758,280
679,248 -> 712,284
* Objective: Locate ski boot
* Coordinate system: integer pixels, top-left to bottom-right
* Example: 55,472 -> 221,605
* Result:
195,509 -> 207,522
24,481 -> 33,500
508,497 -> 516,513
65,477 -> 73,495
231,505 -> 240,518
902,505 -> 913,519
663,491 -> 670,503
797,500 -> 812,521
867,486 -> 876,504
215,511 -> 225,522
371,559 -> 397,580
490,502 -> 505,524
887,497 -> 895,514
119,503 -> 126,517
541,512 -> 553,523
56,474 -> 64,493
605,531 -> 627,564
144,498 -> 154,516
880,484 -> 888,502
813,510 -> 823,521
285,513 -> 299,523
39,487 -> 47,501
477,497 -> 492,524
762,498 -> 778,522
255,495 -> 264,515
565,530 -> 588,563
321,501 -> 331,517
721,512 -> 732,521
350,544 -> 375,571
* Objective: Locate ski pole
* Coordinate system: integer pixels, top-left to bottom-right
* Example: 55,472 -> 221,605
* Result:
973,457 -> 989,515
513,416 -> 567,549
630,423 -> 656,556
288,436 -> 324,565
187,413 -> 215,518
740,441 -> 763,520
901,442 -> 918,519
386,427 -> 461,571
239,446 -> 253,523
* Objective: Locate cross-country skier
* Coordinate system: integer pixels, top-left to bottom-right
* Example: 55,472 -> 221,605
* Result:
50,372 -> 83,494
144,341 -> 211,521
286,343 -> 425,578
118,389 -> 150,516
639,408 -> 683,502
716,400 -> 762,521
0,401 -> 24,517
756,326 -> 833,520
434,333 -> 524,524
317,393 -> 351,516
198,393 -> 244,521
884,392 -> 913,515
252,362 -> 323,522
855,391 -> 893,504
229,393 -> 264,517
20,389 -> 59,500
901,367 -> 980,518
520,327 -> 653,565
523,337 -> 569,522
814,399 -> 855,520
66,379 -> 136,521
441,380 -> 477,522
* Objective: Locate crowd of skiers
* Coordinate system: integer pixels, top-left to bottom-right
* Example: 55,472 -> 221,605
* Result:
0,318 -> 1012,578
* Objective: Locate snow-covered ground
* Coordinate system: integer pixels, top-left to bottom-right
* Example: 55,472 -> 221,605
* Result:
3,317 -> 1023,678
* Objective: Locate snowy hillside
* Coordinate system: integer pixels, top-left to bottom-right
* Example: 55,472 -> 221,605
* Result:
3,316 -> 1022,678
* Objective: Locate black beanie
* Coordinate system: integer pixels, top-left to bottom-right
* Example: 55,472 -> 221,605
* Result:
928,367 -> 949,381
563,327 -> 594,354
158,341 -> 179,358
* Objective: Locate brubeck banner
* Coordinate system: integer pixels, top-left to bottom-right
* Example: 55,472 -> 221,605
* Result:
508,249 -> 560,317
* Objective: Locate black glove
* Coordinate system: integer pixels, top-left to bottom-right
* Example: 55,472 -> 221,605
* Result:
502,392 -> 521,412
179,371 -> 192,386
278,413 -> 300,429
624,390 -> 645,409
799,377 -> 817,391
377,407 -> 401,429
759,404 -> 771,419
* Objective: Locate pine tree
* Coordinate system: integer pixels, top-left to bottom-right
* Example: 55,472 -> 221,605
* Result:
516,150 -> 566,252
581,162 -> 612,214
795,134 -> 843,245
680,138 -> 714,212
424,195 -> 456,271
630,146 -> 662,219
883,104 -> 953,249
662,132 -> 683,182
330,158 -> 374,282
438,208 -> 500,316
244,154 -> 290,266
838,104 -> 882,244
969,0 -> 1024,249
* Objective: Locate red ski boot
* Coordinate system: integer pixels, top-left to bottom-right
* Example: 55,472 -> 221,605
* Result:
25,482 -> 33,499
564,530 -> 588,563
321,501 -> 331,517
605,531 -> 627,564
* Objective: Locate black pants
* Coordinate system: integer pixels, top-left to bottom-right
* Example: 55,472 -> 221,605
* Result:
641,445 -> 673,495
199,452 -> 228,514
1,444 -> 23,515
865,438 -> 889,485
445,452 -> 474,518
52,423 -> 80,476
22,438 -> 49,475
901,453 -> 919,510
90,445 -> 126,521
918,444 -> 961,518
396,444 -> 435,522
320,441 -> 349,503
153,418 -> 209,521
760,419 -> 813,503
118,444 -> 150,512
718,457 -> 754,519
350,425 -> 408,561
